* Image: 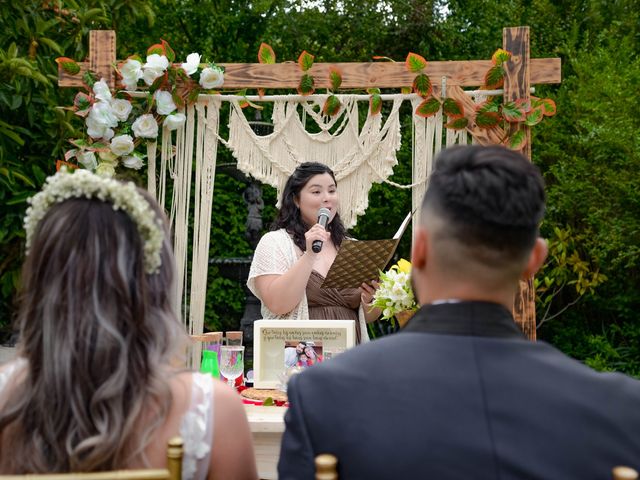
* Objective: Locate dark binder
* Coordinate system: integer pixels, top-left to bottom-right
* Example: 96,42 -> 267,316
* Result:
321,212 -> 412,289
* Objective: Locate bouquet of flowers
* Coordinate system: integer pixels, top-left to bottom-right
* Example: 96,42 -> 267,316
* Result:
371,258 -> 418,326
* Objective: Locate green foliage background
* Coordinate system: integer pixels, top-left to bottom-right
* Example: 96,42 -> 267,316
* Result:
1,0 -> 638,376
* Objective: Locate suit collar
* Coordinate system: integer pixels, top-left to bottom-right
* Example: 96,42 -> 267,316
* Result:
402,301 -> 526,339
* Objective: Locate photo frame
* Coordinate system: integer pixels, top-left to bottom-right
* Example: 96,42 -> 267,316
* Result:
253,320 -> 356,389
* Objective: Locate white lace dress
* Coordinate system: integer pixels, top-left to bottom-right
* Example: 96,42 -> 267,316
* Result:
0,360 -> 214,480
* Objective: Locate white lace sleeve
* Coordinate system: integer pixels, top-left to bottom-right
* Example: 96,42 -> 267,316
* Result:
179,373 -> 214,480
247,229 -> 295,301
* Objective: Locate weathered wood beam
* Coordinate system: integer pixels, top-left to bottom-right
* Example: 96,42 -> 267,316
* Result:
59,57 -> 561,89
503,26 -> 537,341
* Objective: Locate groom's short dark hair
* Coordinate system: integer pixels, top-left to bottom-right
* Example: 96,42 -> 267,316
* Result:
422,145 -> 545,264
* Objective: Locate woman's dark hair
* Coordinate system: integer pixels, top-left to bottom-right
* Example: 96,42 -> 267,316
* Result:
272,162 -> 347,251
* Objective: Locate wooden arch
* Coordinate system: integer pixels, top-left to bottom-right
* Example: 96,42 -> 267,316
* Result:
58,26 -> 561,340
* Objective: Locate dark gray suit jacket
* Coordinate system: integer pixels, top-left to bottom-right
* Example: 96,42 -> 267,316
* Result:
278,301 -> 640,479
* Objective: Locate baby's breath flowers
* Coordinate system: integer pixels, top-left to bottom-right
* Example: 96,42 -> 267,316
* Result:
24,169 -> 164,274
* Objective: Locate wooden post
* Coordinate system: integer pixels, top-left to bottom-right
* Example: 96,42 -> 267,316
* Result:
89,30 -> 116,88
503,26 -> 536,340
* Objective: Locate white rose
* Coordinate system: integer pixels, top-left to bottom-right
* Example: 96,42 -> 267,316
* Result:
87,102 -> 118,129
77,151 -> 97,171
181,52 -> 201,75
95,161 -> 116,177
110,134 -> 135,156
143,54 -> 169,86
199,66 -> 224,89
122,155 -> 145,170
111,98 -> 132,121
85,116 -> 114,140
154,90 -> 177,115
163,113 -> 186,131
93,79 -> 112,103
120,59 -> 143,90
132,114 -> 159,139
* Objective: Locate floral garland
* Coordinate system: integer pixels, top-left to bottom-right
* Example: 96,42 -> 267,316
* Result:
24,169 -> 165,274
58,41 -> 224,176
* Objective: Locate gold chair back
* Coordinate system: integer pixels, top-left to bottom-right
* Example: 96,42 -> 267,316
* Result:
0,437 -> 183,480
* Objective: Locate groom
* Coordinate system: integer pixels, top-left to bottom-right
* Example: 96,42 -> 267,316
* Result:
278,145 -> 640,479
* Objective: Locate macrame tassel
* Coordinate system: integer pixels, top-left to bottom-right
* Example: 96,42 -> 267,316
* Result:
147,141 -> 157,198
188,97 -> 220,368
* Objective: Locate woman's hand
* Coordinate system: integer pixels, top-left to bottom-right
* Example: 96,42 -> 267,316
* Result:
304,223 -> 330,253
360,280 -> 379,306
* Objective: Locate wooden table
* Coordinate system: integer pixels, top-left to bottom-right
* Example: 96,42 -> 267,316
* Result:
244,404 -> 287,480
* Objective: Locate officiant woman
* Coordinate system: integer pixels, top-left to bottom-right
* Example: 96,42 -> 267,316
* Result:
248,162 -> 380,343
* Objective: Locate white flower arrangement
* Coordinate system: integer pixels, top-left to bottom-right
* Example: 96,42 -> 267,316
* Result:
24,169 -> 164,274
60,40 -> 225,175
371,258 -> 418,321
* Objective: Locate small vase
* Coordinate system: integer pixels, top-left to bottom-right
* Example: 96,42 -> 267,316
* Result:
200,349 -> 220,378
395,310 -> 414,328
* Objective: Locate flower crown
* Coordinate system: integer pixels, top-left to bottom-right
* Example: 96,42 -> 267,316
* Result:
24,169 -> 164,274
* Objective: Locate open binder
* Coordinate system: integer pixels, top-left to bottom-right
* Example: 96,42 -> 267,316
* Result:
321,211 -> 413,289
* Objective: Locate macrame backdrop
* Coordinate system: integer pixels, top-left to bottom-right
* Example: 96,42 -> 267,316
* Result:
148,93 -> 484,367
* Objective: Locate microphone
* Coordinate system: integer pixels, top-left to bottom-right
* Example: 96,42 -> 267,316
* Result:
312,207 -> 331,253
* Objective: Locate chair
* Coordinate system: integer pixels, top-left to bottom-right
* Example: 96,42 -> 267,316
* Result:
314,453 -> 338,480
613,466 -> 639,480
0,437 -> 183,480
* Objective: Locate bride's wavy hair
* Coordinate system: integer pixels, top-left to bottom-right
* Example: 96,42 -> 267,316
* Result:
0,189 -> 186,473
272,162 -> 347,251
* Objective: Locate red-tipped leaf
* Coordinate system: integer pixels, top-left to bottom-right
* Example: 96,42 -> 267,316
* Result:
73,92 -> 92,112
56,57 -> 80,75
484,65 -> 504,89
524,107 -> 544,126
475,111 -> 501,129
298,73 -> 315,95
443,98 -> 464,118
444,117 -> 469,130
146,43 -> 165,57
406,52 -> 427,73
506,129 -> 528,150
160,39 -> 175,62
369,94 -> 382,115
502,101 -> 526,123
491,49 -> 511,65
322,95 -> 341,116
298,51 -> 314,71
415,97 -> 441,118
540,98 -> 557,116
412,73 -> 432,98
328,67 -> 342,91
56,160 -> 78,171
258,43 -> 276,64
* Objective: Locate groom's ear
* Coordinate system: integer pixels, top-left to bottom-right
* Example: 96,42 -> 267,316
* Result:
411,228 -> 428,270
521,237 -> 548,279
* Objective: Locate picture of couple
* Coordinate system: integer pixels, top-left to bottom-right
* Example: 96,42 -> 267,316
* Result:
284,341 -> 323,368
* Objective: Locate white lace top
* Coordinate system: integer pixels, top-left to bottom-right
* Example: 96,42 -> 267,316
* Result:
248,228 -> 369,341
0,361 -> 214,480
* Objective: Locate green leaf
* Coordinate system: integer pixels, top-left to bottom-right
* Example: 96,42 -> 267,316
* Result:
524,107 -> 544,126
329,67 -> 342,91
400,87 -> 412,95
444,117 -> 468,130
475,110 -> 501,129
484,65 -> 504,89
161,39 -> 175,63
492,48 -> 511,65
147,43 -> 165,57
367,88 -> 381,95
414,97 -> 441,118
322,95 -> 341,116
506,129 -> 528,150
405,52 -> 427,73
443,98 -> 464,118
56,57 -> 80,75
502,101 -> 526,122
258,43 -> 276,64
476,99 -> 501,113
298,51 -> 314,71
540,98 -> 557,116
298,73 -> 315,95
39,37 -> 64,55
412,73 -> 432,98
369,93 -> 382,115
262,397 -> 274,406
83,71 -> 97,88
74,92 -> 91,111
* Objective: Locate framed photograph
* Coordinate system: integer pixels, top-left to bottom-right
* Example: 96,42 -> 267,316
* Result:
253,320 -> 356,389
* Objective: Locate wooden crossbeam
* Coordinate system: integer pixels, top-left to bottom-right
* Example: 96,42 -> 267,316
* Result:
58,30 -> 560,91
